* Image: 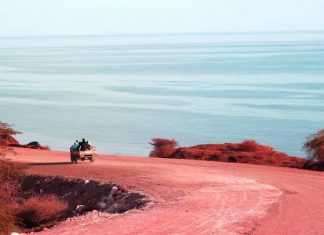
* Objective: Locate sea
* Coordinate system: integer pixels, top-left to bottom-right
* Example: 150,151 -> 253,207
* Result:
0,32 -> 324,157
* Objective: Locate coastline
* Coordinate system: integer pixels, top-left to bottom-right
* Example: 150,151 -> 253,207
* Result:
9,147 -> 324,234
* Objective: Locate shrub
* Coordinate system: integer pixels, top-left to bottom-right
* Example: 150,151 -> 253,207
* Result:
303,130 -> 324,162
149,138 -> 178,158
16,195 -> 68,228
0,160 -> 26,183
0,121 -> 21,158
0,204 -> 18,235
228,156 -> 238,162
0,122 -> 21,137
239,140 -> 259,152
0,160 -> 26,234
0,122 -> 21,147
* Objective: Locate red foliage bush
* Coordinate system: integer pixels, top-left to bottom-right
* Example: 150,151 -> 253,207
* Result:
0,160 -> 26,234
303,129 -> 324,162
151,138 -> 310,169
0,160 -> 26,184
149,138 -> 178,158
16,195 -> 68,228
0,122 -> 21,137
239,140 -> 259,152
0,122 -> 21,150
0,205 -> 17,235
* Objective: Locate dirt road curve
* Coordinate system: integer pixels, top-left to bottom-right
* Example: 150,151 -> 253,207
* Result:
11,148 -> 324,235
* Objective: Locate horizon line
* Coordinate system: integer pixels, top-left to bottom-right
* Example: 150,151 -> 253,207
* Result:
1,29 -> 324,39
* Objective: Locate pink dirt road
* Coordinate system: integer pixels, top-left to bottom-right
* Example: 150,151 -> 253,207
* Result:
11,148 -> 324,235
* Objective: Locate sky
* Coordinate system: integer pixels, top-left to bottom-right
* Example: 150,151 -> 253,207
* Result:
1,0 -> 324,37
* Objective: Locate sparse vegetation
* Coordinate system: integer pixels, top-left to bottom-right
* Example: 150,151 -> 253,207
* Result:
0,123 -> 22,234
16,195 -> 68,228
149,138 -> 178,158
0,122 -> 25,234
0,122 -> 21,138
303,129 -> 324,162
0,138 -> 64,233
0,159 -> 26,235
0,206 -> 17,235
149,138 -> 310,169
239,140 -> 259,152
0,121 -> 21,158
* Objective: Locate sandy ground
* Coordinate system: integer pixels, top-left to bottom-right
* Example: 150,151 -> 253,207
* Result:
10,148 -> 324,235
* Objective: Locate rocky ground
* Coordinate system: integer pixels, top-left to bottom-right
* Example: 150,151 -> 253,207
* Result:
20,175 -> 148,216
9,148 -> 324,235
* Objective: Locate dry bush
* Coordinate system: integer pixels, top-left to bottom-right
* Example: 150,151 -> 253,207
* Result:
0,122 -> 21,137
0,121 -> 21,159
239,140 -> 259,152
0,205 -> 18,235
0,122 -> 26,234
303,130 -> 324,162
0,159 -> 26,183
0,160 -> 26,235
16,195 -> 68,228
149,138 -> 178,158
0,122 -> 21,149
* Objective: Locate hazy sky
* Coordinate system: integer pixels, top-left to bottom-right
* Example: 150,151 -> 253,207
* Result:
1,0 -> 324,37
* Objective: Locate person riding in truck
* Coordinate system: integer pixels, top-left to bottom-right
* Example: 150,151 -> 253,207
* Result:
79,138 -> 88,151
70,140 -> 79,152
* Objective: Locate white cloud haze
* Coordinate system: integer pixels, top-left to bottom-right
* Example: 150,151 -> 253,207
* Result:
0,0 -> 324,36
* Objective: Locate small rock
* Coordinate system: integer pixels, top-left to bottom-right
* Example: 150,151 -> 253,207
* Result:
97,201 -> 107,209
84,180 -> 90,184
110,186 -> 118,196
39,189 -> 43,193
10,232 -> 22,235
76,204 -> 85,213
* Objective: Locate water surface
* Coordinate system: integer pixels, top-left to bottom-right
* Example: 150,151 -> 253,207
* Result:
0,32 -> 323,157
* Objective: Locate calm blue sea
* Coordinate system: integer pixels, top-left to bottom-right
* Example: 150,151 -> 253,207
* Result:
0,32 -> 324,157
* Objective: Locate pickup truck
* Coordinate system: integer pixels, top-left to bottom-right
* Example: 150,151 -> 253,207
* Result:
70,148 -> 96,163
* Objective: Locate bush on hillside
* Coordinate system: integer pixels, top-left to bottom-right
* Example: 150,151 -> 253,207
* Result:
303,129 -> 324,162
0,122 -> 25,234
149,138 -> 178,158
0,205 -> 18,235
239,140 -> 259,152
0,159 -> 26,183
0,160 -> 26,234
0,122 -> 21,138
0,121 -> 21,158
16,195 -> 68,228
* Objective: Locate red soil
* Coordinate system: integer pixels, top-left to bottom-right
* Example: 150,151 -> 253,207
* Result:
9,148 -> 324,235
